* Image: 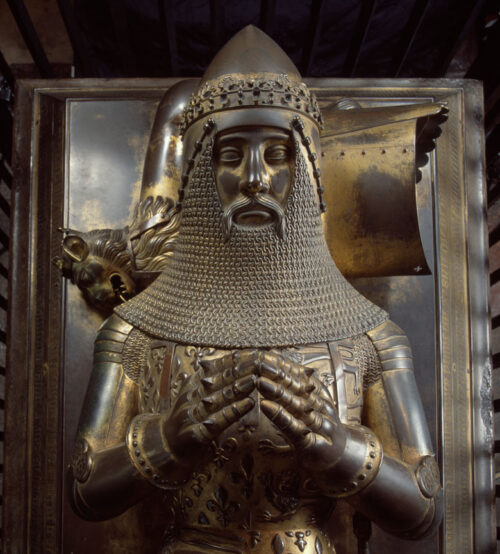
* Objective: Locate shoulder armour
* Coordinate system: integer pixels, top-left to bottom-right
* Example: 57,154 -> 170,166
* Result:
93,314 -> 133,365
96,314 -> 154,383
96,313 -> 134,341
366,320 -> 414,372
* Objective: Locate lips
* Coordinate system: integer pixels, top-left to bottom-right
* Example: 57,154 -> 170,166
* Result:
233,205 -> 275,226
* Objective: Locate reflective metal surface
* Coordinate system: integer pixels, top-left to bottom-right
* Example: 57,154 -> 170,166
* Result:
4,74 -> 493,554
68,28 -> 442,554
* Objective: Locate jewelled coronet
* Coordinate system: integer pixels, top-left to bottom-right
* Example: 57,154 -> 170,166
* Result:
180,73 -> 324,135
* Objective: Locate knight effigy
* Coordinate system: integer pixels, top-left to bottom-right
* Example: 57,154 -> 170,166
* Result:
68,26 -> 443,553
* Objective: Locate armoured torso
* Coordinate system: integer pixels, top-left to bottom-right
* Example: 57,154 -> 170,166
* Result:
128,332 -> 379,554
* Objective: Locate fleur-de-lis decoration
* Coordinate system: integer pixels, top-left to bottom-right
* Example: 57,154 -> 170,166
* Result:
191,469 -> 211,497
185,346 -> 216,371
169,490 -> 193,523
212,439 -> 231,468
206,485 -> 239,527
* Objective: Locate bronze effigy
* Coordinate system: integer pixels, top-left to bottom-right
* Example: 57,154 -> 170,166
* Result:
68,26 -> 443,553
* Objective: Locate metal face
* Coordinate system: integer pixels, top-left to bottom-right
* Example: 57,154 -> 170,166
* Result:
213,126 -> 293,239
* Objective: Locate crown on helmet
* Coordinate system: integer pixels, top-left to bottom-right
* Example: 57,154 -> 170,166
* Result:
180,26 -> 323,135
180,72 -> 323,134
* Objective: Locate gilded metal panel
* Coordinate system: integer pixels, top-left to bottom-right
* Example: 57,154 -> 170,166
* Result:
4,78 -> 493,554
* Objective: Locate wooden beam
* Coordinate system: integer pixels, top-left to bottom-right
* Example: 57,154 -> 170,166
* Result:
160,0 -> 179,75
6,0 -> 54,78
302,0 -> 326,76
342,0 -> 378,77
394,0 -> 432,76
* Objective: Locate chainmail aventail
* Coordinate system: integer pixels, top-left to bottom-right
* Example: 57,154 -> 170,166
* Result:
116,142 -> 388,348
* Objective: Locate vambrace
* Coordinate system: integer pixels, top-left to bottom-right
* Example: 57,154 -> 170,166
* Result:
349,449 -> 443,539
344,320 -> 443,538
72,414 -> 191,520
69,315 -> 152,520
71,442 -> 154,521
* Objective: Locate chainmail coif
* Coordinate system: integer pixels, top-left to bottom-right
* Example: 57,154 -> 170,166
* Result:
116,140 -> 388,348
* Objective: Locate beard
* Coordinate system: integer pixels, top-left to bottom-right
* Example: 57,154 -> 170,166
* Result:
222,194 -> 286,241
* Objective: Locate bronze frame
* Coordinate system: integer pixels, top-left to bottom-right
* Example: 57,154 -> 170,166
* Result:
4,78 -> 493,553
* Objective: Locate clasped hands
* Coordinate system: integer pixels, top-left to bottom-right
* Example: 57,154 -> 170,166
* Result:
164,350 -> 347,480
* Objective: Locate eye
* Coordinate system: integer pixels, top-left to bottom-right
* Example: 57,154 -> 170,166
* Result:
77,269 -> 95,287
264,144 -> 291,164
216,146 -> 242,164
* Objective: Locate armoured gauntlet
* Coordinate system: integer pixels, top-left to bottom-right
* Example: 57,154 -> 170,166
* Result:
126,362 -> 257,489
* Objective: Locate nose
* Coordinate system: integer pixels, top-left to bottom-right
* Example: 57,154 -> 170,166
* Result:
242,147 -> 270,196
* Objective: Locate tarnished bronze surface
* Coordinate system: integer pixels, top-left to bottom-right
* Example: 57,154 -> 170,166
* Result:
140,79 -> 199,202
54,62 -> 448,311
65,27 -> 443,554
322,116 -> 426,277
56,94 -> 446,312
4,31 -> 493,554
53,84 -> 203,311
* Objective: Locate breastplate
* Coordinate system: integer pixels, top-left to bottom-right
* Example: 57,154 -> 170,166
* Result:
138,341 -> 364,554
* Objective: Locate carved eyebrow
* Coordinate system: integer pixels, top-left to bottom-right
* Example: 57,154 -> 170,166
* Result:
216,130 -> 291,143
264,132 -> 291,141
215,134 -> 238,145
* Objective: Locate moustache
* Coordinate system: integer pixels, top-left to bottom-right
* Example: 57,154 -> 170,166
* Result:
222,195 -> 286,241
